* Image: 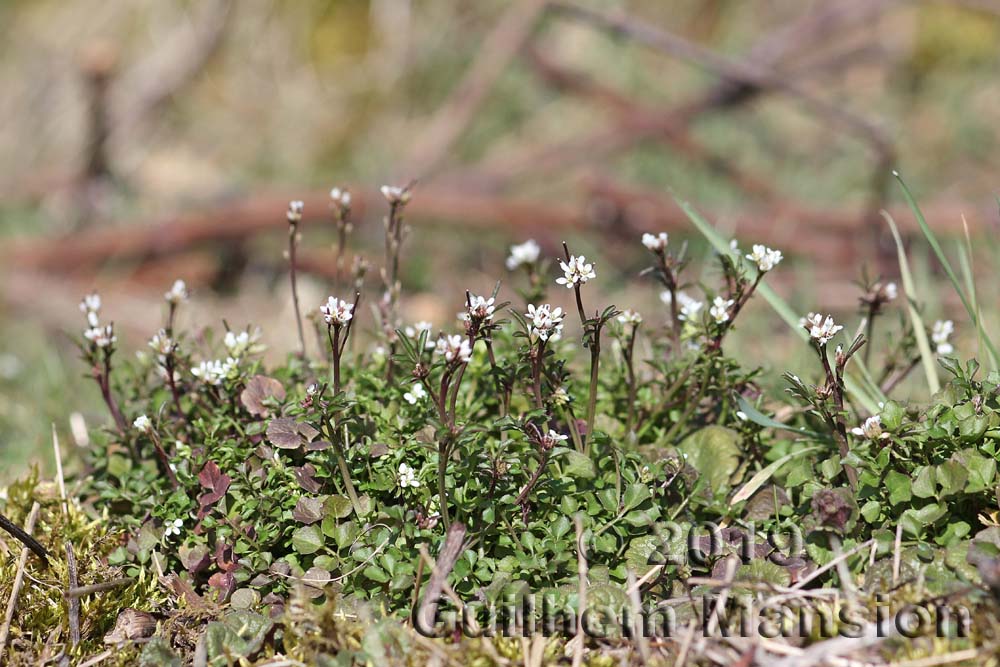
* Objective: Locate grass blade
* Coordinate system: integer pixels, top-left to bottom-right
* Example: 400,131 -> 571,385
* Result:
882,211 -> 939,395
677,196 -> 881,413
731,445 -> 820,505
958,215 -> 995,371
894,172 -> 1000,367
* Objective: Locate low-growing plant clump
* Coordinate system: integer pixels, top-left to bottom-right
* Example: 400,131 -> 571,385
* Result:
2,183 -> 1000,665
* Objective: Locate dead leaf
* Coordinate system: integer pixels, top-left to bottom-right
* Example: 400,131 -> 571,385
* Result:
241,375 -> 286,416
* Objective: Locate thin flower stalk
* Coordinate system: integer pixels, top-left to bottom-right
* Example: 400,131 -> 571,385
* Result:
286,201 -> 307,358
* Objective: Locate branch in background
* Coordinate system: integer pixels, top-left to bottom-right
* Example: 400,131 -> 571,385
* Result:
401,0 -> 547,179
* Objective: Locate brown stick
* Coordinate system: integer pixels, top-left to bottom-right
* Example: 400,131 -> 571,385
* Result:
66,544 -> 81,648
0,502 -> 42,664
414,522 -> 467,633
0,508 -> 50,566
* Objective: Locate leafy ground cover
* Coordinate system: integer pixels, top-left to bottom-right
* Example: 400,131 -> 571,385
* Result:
2,185 -> 1000,665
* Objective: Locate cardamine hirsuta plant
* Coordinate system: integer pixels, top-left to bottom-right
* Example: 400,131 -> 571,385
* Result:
75,184 -> 997,633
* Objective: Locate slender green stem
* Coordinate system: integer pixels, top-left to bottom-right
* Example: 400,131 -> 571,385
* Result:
438,442 -> 451,530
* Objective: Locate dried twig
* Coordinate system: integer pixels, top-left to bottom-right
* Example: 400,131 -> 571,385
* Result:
66,544 -> 82,648
0,502 -> 42,664
0,507 -> 50,567
415,522 -> 467,633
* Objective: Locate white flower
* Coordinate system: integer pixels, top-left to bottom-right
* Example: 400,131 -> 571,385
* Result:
403,383 -> 427,405
676,293 -> 704,322
709,296 -> 735,324
133,414 -> 152,433
800,313 -> 843,346
932,320 -> 954,355
735,411 -> 748,421
641,232 -> 668,252
540,429 -> 569,449
405,321 -> 433,337
84,324 -> 116,348
381,185 -> 410,205
320,296 -> 354,326
556,255 -> 596,288
525,304 -> 564,342
884,282 -> 898,301
745,244 -> 783,272
79,292 -> 101,315
467,294 -> 496,323
851,415 -> 889,440
164,279 -> 189,305
329,187 -> 351,208
506,239 -> 540,270
287,200 -> 304,223
436,335 -> 472,363
729,239 -> 740,255
191,358 -> 237,385
224,328 -> 263,357
617,309 -> 642,325
149,329 -> 173,356
164,518 -> 184,539
397,463 -> 420,489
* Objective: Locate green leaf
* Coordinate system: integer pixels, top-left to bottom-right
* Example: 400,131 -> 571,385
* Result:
622,483 -> 651,511
860,500 -> 881,523
678,426 -> 742,495
291,525 -> 325,555
885,471 -> 912,506
558,448 -> 596,479
935,461 -> 968,498
912,466 -> 936,498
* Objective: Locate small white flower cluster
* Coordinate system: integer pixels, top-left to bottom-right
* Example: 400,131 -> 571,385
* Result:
851,415 -> 889,440
80,292 -> 101,327
467,294 -> 496,323
709,296 -> 735,324
381,185 -> 411,205
191,357 -> 238,385
932,320 -> 954,355
641,232 -> 669,252
883,282 -> 898,301
552,386 -> 570,406
745,244 -> 783,272
320,296 -> 354,326
506,239 -> 540,270
287,200 -> 304,224
404,383 -> 427,405
224,328 -> 263,357
165,279 -> 189,305
133,414 -> 152,433
148,329 -> 174,356
84,324 -> 117,348
662,291 -> 704,322
540,429 -> 569,449
800,312 -> 843,346
80,292 -> 117,348
164,517 -> 184,539
436,334 -> 472,363
329,187 -> 351,210
525,304 -> 564,342
397,462 -> 420,488
404,321 -> 433,337
557,255 -> 596,288
617,309 -> 642,326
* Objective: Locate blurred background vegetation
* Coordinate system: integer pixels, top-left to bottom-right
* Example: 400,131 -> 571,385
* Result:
2,0 -> 1000,483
